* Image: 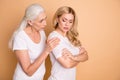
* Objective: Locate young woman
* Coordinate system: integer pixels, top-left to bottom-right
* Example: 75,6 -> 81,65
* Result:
9,4 -> 59,80
48,6 -> 88,80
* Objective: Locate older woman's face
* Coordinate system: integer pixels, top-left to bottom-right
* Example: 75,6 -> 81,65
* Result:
32,12 -> 47,31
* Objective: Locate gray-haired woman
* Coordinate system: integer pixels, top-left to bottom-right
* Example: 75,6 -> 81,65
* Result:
9,4 -> 59,80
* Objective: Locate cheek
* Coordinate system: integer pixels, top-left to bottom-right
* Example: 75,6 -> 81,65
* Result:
35,23 -> 41,27
70,24 -> 73,27
59,21 -> 65,26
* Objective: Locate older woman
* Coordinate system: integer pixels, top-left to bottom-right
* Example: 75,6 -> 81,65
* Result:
9,4 -> 59,80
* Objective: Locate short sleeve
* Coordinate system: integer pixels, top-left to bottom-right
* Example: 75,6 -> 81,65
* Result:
52,43 -> 65,58
48,32 -> 65,59
13,34 -> 27,51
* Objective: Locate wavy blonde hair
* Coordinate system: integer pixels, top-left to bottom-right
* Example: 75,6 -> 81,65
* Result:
53,6 -> 81,47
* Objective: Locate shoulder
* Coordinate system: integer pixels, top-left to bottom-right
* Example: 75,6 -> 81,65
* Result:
14,30 -> 25,39
48,31 -> 60,39
40,30 -> 45,34
13,30 -> 27,44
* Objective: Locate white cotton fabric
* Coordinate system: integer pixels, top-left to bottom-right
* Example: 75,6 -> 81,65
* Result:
13,30 -> 46,80
48,31 -> 80,80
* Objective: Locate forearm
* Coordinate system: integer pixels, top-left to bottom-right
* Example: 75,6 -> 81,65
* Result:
23,51 -> 49,76
64,58 -> 79,68
71,53 -> 88,62
57,56 -> 79,68
69,55 -> 81,62
27,37 -> 59,75
61,52 -> 88,68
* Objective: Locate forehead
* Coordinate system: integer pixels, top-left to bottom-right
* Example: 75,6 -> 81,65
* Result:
60,13 -> 74,20
36,12 -> 46,20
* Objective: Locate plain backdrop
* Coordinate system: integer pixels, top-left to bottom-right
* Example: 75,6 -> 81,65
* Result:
0,0 -> 120,80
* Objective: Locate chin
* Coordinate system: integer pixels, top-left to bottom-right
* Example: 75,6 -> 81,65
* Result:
62,31 -> 67,34
63,30 -> 69,32
38,29 -> 43,31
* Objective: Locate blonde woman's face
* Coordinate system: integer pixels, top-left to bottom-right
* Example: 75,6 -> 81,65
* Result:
32,12 -> 47,31
57,13 -> 74,33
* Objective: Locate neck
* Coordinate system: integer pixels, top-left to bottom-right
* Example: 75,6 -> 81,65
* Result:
25,25 -> 40,43
25,26 -> 39,34
56,28 -> 66,37
31,26 -> 39,34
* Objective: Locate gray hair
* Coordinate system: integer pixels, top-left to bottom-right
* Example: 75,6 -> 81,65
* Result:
9,4 -> 44,49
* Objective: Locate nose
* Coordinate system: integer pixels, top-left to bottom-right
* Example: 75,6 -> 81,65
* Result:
65,21 -> 69,26
44,20 -> 47,26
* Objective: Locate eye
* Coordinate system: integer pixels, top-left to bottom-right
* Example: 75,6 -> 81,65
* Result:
69,21 -> 73,23
39,19 -> 43,23
39,17 -> 47,23
62,19 -> 66,22
69,20 -> 73,23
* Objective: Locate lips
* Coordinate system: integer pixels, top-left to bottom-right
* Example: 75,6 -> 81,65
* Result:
63,27 -> 69,30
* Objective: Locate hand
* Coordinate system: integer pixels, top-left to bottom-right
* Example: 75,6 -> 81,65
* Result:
77,47 -> 88,62
62,48 -> 73,59
45,37 -> 60,53
79,47 -> 87,54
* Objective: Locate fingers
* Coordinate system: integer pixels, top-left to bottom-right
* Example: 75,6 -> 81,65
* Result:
47,38 -> 60,46
62,48 -> 68,53
62,48 -> 72,57
47,37 -> 60,44
49,38 -> 60,48
62,49 -> 68,57
46,37 -> 60,52
79,47 -> 87,54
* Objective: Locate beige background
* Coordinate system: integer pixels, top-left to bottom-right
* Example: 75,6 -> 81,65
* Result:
0,0 -> 120,80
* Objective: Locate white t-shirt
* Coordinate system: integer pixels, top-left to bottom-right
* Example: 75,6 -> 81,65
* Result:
48,31 -> 80,80
13,30 -> 46,80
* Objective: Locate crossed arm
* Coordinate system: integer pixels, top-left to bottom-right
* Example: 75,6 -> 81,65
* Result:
57,47 -> 88,68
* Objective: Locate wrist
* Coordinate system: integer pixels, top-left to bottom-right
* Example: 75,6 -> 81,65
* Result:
73,55 -> 81,62
46,51 -> 50,55
43,49 -> 50,55
70,55 -> 76,60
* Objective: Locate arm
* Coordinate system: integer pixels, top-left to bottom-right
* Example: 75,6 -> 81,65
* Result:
57,47 -> 88,68
15,50 -> 49,76
15,38 -> 59,76
69,47 -> 88,62
57,55 -> 78,68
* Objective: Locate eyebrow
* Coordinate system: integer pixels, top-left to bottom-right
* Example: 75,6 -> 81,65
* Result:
42,16 -> 47,20
63,17 -> 73,22
40,16 -> 47,21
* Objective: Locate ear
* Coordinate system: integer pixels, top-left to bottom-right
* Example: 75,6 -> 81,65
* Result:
55,17 -> 59,25
27,20 -> 33,26
56,18 -> 59,23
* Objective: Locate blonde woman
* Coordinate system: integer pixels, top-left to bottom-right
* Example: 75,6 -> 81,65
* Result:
48,6 -> 88,80
9,4 -> 59,80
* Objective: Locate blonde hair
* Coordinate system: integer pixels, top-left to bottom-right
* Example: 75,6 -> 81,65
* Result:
9,4 -> 44,49
53,6 -> 81,47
